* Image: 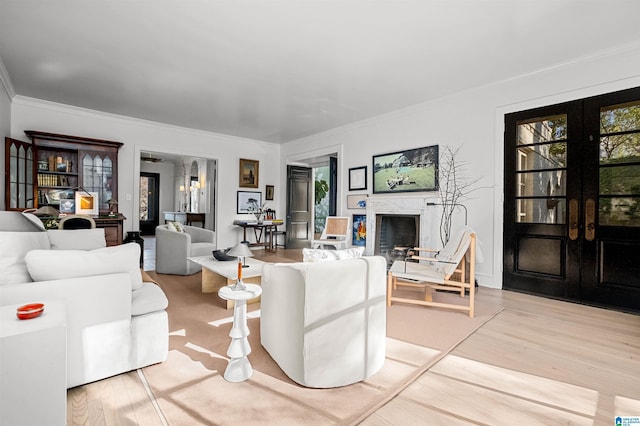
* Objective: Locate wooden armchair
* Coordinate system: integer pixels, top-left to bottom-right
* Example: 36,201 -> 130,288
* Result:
387,227 -> 476,317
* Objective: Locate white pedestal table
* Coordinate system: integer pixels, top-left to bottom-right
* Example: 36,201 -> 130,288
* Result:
218,284 -> 262,382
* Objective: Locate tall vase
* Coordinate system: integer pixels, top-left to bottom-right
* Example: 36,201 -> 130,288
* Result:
124,231 -> 144,267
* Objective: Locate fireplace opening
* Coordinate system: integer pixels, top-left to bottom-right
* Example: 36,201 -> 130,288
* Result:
375,214 -> 420,268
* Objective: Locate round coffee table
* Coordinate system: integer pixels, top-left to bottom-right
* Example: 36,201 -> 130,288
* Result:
218,283 -> 262,382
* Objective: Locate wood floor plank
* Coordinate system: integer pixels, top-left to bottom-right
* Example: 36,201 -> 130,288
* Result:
402,372 -> 594,425
67,371 -> 164,426
430,355 -> 599,416
360,395 -> 477,425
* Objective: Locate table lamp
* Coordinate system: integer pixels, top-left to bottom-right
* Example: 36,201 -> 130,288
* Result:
227,242 -> 254,290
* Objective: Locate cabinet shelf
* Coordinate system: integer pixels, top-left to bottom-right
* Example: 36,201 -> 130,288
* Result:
38,171 -> 78,176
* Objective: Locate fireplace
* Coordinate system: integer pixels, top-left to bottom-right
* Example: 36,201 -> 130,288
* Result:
365,195 -> 439,268
375,214 -> 420,267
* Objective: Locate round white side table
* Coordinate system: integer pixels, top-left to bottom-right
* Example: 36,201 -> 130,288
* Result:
218,283 -> 262,382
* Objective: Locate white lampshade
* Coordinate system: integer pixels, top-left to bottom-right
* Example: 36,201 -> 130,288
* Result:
227,242 -> 254,258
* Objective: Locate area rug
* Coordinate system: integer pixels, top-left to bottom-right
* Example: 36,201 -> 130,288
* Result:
142,270 -> 502,425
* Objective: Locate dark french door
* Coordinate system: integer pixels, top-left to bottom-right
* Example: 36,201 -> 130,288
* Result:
139,172 -> 160,236
504,86 -> 640,312
285,165 -> 313,249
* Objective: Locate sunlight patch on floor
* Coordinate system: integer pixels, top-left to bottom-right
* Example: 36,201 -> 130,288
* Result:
615,395 -> 640,416
431,354 -> 599,415
208,309 -> 260,327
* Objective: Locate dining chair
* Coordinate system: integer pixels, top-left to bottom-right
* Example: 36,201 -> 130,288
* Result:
58,214 -> 96,230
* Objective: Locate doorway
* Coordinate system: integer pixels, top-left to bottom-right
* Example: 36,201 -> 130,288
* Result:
139,172 -> 160,236
504,86 -> 640,312
312,156 -> 338,238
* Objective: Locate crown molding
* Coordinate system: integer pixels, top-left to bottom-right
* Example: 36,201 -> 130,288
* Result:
0,56 -> 16,99
12,95 -> 272,146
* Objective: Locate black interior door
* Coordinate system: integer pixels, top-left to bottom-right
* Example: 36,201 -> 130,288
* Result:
504,86 -> 640,313
139,172 -> 160,236
285,165 -> 312,249
581,87 -> 640,309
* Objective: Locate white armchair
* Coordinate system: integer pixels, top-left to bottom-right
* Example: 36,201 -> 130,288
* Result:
260,256 -> 387,388
155,224 -> 216,275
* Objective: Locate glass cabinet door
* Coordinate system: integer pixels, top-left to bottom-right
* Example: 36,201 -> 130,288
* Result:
80,151 -> 116,213
4,138 -> 35,210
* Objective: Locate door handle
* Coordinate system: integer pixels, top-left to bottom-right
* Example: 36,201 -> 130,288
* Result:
585,198 -> 595,241
568,199 -> 579,240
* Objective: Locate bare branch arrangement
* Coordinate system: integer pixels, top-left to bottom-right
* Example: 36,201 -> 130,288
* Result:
438,145 -> 481,245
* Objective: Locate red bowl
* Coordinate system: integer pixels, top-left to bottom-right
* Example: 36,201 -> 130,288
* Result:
16,303 -> 45,320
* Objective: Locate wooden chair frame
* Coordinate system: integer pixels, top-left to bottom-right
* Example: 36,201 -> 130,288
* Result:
387,228 -> 476,317
311,216 -> 350,250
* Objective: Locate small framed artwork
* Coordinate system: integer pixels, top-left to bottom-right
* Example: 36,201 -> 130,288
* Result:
265,185 -> 274,200
59,198 -> 76,214
347,194 -> 368,209
349,166 -> 367,191
239,158 -> 259,188
75,191 -> 99,215
352,214 -> 366,247
237,191 -> 262,214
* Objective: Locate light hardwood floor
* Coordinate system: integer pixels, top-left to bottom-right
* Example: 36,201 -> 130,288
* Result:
68,248 -> 640,425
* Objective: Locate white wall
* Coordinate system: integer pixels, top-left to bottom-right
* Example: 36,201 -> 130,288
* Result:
9,97 -> 282,249
0,58 -> 13,210
281,42 -> 640,288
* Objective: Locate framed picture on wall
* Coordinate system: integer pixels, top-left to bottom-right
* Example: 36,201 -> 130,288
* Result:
237,191 -> 262,214
348,166 -> 367,191
239,158 -> 259,188
347,194 -> 368,209
372,145 -> 439,194
265,185 -> 274,200
352,214 -> 366,247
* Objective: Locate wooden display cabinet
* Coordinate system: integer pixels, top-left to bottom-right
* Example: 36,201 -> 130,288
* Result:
4,131 -> 125,245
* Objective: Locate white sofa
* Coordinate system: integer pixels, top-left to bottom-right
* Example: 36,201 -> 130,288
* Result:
0,212 -> 169,388
260,255 -> 387,388
155,223 -> 216,275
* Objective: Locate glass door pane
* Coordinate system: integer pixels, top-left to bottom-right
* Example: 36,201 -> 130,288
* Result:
515,115 -> 568,224
598,101 -> 640,227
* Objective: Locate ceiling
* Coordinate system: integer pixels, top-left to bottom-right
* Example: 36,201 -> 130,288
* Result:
1,1 -> 640,144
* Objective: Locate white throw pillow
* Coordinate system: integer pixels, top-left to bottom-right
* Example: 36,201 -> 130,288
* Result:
0,232 -> 51,285
25,243 -> 143,290
302,247 -> 365,262
167,221 -> 185,232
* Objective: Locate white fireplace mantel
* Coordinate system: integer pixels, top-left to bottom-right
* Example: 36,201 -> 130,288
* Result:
365,195 -> 440,256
